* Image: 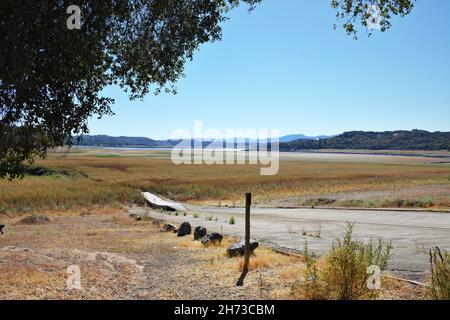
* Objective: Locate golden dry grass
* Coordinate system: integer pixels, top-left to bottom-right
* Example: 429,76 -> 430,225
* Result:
237,250 -> 295,271
1,149 -> 449,213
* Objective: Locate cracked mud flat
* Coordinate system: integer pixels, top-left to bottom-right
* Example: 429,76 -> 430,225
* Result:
0,209 -> 424,300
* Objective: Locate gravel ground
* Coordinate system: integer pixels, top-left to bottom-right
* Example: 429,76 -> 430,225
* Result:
0,209 -> 424,300
0,210 -> 303,299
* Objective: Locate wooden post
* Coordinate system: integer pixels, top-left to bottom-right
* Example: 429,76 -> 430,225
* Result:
237,193 -> 251,286
243,192 -> 251,272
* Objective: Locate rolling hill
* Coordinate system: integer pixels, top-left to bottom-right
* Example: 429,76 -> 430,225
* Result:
73,135 -> 177,148
279,130 -> 450,151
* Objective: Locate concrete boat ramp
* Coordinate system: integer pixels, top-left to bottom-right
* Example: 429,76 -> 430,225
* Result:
143,192 -> 187,212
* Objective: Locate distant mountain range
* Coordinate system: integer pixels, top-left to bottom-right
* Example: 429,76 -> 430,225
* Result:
278,134 -> 333,142
73,130 -> 450,151
73,133 -> 330,147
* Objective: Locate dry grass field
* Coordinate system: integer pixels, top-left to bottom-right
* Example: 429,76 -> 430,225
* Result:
1,148 -> 449,214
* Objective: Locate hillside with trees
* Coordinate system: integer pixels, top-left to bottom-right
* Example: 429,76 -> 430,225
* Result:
280,130 -> 450,151
74,135 -> 169,148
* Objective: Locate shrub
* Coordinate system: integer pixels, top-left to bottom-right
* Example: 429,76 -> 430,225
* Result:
299,241 -> 329,300
429,247 -> 450,300
324,223 -> 392,300
297,223 -> 393,300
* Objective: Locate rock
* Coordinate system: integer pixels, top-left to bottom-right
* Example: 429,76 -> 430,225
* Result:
194,226 -> 207,240
177,222 -> 192,237
0,225 -> 4,235
201,232 -> 223,247
18,215 -> 51,225
161,223 -> 177,233
227,240 -> 259,257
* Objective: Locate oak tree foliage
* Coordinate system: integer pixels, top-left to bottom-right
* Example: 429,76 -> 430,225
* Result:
331,0 -> 414,38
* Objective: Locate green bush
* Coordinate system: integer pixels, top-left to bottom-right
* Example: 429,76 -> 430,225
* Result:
429,247 -> 450,300
324,223 -> 392,300
299,241 -> 329,300
298,223 -> 393,300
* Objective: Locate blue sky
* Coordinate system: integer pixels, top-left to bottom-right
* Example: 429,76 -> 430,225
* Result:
88,0 -> 450,139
